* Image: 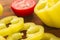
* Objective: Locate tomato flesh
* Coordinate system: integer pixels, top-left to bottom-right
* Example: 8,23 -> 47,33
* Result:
11,0 -> 36,17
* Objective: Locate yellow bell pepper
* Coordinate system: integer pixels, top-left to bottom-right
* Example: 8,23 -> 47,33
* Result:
34,0 -> 60,28
7,33 -> 23,40
0,36 -> 6,40
41,33 -> 60,40
0,16 -> 60,40
0,16 -> 24,36
22,23 -> 44,40
0,4 -> 3,15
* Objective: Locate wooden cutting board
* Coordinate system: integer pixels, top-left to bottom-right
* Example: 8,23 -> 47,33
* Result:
0,0 -> 60,37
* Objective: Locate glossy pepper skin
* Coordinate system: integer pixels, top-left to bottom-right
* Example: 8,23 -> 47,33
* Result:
34,0 -> 60,28
0,4 -> 3,16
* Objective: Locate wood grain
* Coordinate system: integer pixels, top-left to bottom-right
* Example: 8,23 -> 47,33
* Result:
0,0 -> 60,37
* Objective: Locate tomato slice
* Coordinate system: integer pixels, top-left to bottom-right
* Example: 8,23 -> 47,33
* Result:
11,0 -> 36,17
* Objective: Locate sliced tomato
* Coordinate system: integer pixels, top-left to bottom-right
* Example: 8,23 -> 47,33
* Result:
11,0 -> 36,17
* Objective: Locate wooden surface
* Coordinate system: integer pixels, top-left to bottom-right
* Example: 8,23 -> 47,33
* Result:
0,0 -> 60,37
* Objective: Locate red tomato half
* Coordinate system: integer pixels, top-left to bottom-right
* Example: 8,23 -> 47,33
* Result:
11,0 -> 36,17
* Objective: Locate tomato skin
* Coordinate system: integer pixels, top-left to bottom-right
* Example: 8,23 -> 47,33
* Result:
11,0 -> 36,17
